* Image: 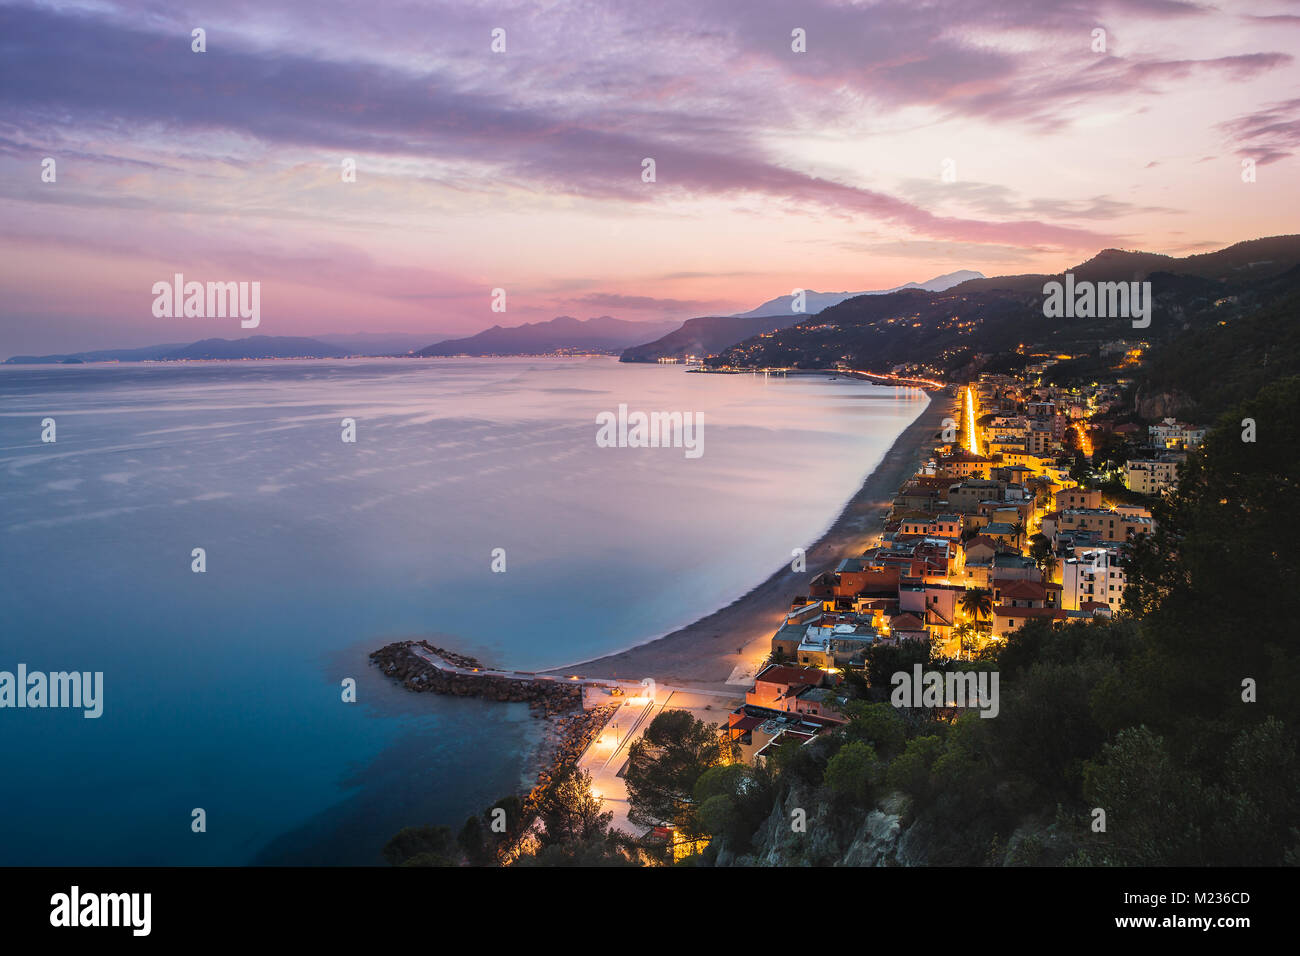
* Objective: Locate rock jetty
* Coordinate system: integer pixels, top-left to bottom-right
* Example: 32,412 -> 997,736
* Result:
370,640 -> 583,715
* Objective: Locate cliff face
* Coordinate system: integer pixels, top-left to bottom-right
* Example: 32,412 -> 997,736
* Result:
714,788 -> 925,867
1134,386 -> 1195,420
713,787 -> 1080,867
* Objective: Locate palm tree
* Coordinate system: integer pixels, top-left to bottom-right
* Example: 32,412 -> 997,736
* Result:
955,621 -> 978,661
1029,538 -> 1057,578
960,587 -> 993,632
1011,519 -> 1026,550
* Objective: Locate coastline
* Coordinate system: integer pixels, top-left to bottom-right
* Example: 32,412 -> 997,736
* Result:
545,389 -> 959,687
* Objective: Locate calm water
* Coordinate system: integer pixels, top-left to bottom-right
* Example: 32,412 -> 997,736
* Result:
0,357 -> 927,864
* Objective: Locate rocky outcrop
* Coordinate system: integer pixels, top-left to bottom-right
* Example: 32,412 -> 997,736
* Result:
1134,386 -> 1194,421
529,706 -> 616,791
717,788 -> 932,867
841,808 -> 905,866
732,783 -> 865,867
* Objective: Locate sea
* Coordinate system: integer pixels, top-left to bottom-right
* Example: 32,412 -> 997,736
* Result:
0,356 -> 927,864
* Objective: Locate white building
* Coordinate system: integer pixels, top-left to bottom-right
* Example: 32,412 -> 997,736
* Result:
1149,418 -> 1205,450
1062,548 -> 1127,611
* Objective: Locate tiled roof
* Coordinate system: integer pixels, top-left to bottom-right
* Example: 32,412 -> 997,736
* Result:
890,612 -> 926,630
756,664 -> 826,686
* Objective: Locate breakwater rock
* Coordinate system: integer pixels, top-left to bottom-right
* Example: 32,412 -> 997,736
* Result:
370,640 -> 585,715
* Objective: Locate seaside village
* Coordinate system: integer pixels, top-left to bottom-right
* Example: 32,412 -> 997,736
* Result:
725,374 -> 1205,761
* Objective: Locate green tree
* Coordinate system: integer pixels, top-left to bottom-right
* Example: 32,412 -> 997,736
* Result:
535,764 -> 611,847
625,710 -> 736,832
840,700 -> 906,758
885,734 -> 945,802
1079,726 -> 1203,865
865,637 -> 930,690
959,587 -> 993,631
955,621 -> 978,661
383,825 -> 457,867
456,815 -> 491,866
517,830 -> 640,867
823,741 -> 883,806
1123,376 -> 1300,731
1028,535 -> 1054,574
696,794 -> 743,844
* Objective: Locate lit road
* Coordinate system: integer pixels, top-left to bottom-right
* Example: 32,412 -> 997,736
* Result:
965,385 -> 980,455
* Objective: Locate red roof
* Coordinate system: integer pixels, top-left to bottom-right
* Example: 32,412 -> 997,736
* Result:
890,612 -> 925,631
993,579 -> 1060,601
756,664 -> 825,686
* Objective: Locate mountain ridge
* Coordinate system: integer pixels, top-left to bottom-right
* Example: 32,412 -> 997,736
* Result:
734,270 -> 985,318
706,234 -> 1300,378
413,314 -> 679,356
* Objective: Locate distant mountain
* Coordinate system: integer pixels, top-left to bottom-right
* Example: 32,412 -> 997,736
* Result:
707,235 -> 1300,378
413,315 -> 680,356
4,335 -> 349,364
314,331 -> 452,355
4,343 -> 190,364
734,270 -> 984,318
620,313 -> 808,364
621,271 -> 986,364
164,336 -> 351,360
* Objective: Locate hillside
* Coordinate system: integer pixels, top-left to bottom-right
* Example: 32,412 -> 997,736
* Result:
734,270 -> 984,318
5,335 -> 349,363
622,270 -> 987,363
415,315 -> 678,356
619,313 -> 806,363
4,343 -> 190,364
708,236 -> 1300,379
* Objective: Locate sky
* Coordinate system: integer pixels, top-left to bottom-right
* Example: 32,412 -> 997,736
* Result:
1,0 -> 1299,355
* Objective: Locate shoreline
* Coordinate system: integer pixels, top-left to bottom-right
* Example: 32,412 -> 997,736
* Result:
543,389 -> 958,687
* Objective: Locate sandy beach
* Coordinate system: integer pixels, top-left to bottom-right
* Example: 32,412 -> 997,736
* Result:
546,389 -> 959,688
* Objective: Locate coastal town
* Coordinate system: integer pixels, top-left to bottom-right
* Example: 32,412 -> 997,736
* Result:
371,358 -> 1214,862
723,370 -> 1204,760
